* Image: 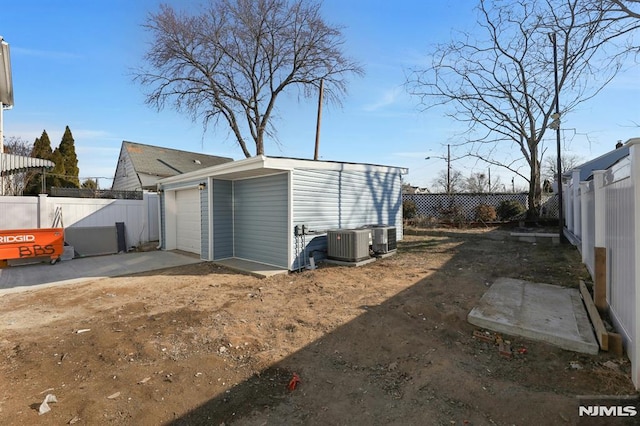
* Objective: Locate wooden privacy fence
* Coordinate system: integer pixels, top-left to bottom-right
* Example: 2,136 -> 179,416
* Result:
0,193 -> 159,248
563,140 -> 640,389
403,192 -> 559,220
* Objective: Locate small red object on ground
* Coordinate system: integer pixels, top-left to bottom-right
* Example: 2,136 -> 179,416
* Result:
288,373 -> 301,391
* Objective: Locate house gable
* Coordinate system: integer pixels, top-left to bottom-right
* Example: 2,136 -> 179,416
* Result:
112,141 -> 234,191
111,144 -> 142,191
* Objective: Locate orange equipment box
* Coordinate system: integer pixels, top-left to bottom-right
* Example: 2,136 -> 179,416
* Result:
0,228 -> 64,264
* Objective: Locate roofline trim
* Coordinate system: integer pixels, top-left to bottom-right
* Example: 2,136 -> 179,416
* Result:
157,155 -> 408,187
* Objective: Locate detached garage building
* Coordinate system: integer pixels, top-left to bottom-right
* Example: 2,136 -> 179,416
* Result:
158,156 -> 407,273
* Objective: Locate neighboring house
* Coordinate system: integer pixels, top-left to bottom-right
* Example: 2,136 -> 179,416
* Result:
562,141 -> 630,183
402,185 -> 430,195
158,155 -> 407,272
111,141 -> 234,191
563,138 -> 637,242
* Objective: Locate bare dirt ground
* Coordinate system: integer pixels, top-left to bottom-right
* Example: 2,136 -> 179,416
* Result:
0,226 -> 636,425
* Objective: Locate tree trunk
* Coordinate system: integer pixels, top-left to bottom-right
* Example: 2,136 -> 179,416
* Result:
527,148 -> 542,220
255,135 -> 264,156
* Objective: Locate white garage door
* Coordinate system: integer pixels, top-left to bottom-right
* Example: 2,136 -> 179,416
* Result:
175,188 -> 201,254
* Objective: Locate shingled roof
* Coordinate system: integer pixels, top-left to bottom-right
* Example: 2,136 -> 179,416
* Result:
123,141 -> 233,177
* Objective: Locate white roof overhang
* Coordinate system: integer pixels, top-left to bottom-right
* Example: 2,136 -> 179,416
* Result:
0,153 -> 55,174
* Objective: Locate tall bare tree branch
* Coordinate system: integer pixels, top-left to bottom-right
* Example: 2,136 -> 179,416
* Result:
406,0 -> 636,218
134,0 -> 363,157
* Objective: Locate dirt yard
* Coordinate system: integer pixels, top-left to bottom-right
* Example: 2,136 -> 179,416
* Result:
0,226 -> 636,425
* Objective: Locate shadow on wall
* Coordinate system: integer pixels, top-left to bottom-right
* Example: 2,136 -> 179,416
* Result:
293,234 -> 327,271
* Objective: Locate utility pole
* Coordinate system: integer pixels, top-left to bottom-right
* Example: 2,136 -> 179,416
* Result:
426,143 -> 453,194
313,79 -> 324,160
447,143 -> 451,194
550,32 -> 564,241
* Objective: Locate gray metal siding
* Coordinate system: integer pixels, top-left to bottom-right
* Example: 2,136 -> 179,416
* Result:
200,188 -> 209,259
146,193 -> 160,242
233,174 -> 288,268
291,168 -> 403,269
159,193 -> 166,250
212,179 -> 233,260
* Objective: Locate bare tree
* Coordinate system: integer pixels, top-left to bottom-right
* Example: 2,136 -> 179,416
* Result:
542,153 -> 583,181
431,169 -> 464,193
2,137 -> 34,195
462,172 -> 503,193
407,0 -> 637,218
135,0 -> 363,157
609,0 -> 640,19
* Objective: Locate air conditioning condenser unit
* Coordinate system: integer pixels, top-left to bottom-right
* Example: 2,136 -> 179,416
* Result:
327,229 -> 371,262
370,226 -> 397,255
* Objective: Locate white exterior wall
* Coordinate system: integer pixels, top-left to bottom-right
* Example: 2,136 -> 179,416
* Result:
291,167 -> 403,269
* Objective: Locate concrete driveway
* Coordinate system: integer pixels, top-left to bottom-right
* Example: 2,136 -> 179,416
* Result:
0,251 -> 202,295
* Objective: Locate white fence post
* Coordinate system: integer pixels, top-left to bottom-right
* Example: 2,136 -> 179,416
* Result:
593,171 -> 606,248
38,194 -> 48,228
572,169 -> 581,237
629,141 -> 640,388
564,181 -> 573,232
580,181 -> 589,263
142,192 -> 150,243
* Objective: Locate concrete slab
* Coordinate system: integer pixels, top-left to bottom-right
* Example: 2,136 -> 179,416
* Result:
0,251 -> 202,295
510,232 -> 560,245
323,257 -> 377,267
468,277 -> 598,355
212,258 -> 289,278
375,250 -> 397,259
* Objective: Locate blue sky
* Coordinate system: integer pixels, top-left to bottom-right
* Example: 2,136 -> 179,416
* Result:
1,0 -> 638,189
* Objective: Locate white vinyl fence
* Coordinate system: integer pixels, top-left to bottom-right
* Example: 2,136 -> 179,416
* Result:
0,193 -> 159,248
564,140 -> 640,389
